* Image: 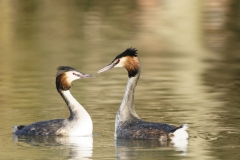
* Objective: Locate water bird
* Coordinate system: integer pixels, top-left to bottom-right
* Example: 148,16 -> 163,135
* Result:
98,48 -> 188,141
13,66 -> 94,136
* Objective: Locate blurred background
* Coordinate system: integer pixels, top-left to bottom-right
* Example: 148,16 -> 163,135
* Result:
0,0 -> 240,159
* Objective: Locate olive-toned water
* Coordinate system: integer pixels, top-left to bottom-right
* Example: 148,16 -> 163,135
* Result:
1,1 -> 240,159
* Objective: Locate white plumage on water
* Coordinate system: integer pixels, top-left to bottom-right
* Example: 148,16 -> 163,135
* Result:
13,66 -> 94,136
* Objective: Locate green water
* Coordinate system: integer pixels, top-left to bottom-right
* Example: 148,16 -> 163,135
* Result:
0,0 -> 240,159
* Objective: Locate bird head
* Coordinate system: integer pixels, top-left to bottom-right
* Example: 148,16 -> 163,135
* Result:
98,48 -> 140,77
56,66 -> 94,90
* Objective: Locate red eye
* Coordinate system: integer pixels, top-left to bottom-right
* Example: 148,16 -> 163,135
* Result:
117,59 -> 120,63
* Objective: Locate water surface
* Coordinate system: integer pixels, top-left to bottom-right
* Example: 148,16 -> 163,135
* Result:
0,0 -> 240,159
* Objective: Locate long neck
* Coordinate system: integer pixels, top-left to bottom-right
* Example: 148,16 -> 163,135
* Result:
58,89 -> 91,121
116,69 -> 141,124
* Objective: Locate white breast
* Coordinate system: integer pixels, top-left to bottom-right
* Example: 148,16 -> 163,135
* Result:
67,118 -> 93,136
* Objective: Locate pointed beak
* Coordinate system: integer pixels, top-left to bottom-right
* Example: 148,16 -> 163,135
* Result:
97,63 -> 116,73
76,73 -> 95,78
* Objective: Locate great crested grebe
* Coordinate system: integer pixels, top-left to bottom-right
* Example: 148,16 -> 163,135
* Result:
98,48 -> 188,141
13,66 -> 94,136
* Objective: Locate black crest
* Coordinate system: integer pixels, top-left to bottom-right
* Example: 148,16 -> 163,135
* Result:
114,47 -> 138,60
56,66 -> 80,77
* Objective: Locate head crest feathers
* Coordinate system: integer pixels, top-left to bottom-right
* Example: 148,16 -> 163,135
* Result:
114,47 -> 138,60
56,66 -> 81,77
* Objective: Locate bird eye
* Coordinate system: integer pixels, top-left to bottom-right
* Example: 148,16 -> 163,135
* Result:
117,59 -> 120,63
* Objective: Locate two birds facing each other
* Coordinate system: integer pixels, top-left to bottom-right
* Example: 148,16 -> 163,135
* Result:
13,48 -> 189,141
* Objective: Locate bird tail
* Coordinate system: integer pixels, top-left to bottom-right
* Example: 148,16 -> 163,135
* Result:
169,124 -> 189,140
12,125 -> 25,133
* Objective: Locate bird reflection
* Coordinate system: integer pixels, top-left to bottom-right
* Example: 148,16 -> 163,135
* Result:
13,135 -> 93,159
115,139 -> 188,159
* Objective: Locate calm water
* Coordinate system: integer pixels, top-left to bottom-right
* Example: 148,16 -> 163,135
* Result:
1,1 -> 240,159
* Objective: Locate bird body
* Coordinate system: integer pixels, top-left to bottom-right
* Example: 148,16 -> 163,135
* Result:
98,48 -> 188,141
13,66 -> 94,136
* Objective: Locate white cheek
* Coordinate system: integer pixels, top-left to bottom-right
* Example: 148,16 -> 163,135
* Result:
66,72 -> 80,81
114,57 -> 126,68
72,76 -> 80,81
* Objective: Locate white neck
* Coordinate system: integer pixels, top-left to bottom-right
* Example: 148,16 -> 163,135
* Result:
59,90 -> 93,136
115,71 -> 141,134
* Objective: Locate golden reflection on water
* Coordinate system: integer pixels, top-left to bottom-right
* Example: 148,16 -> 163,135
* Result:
0,0 -> 240,159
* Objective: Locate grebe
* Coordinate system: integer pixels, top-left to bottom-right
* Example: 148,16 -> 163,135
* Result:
98,48 -> 188,140
13,66 -> 94,136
